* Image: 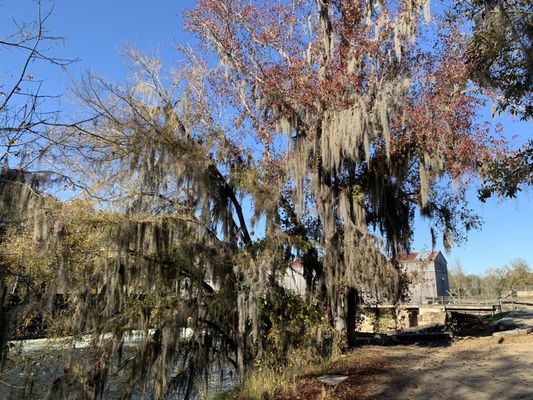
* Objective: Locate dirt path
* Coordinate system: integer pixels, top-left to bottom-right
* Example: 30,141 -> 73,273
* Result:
363,335 -> 533,400
280,331 -> 533,400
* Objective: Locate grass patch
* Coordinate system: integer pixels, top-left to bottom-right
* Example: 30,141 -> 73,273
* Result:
208,357 -> 333,400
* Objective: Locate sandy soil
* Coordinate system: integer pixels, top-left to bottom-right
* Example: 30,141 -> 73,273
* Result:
278,317 -> 533,400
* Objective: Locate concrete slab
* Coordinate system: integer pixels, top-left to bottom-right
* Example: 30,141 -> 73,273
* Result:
317,375 -> 348,385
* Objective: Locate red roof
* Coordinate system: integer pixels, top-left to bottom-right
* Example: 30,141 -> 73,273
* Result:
396,251 -> 440,262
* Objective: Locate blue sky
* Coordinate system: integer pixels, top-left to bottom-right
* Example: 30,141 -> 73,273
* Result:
2,0 -> 532,275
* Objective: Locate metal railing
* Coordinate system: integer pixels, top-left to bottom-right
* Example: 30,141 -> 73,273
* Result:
414,296 -> 500,306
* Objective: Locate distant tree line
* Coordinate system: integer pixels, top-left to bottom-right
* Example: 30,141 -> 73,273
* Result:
448,259 -> 533,298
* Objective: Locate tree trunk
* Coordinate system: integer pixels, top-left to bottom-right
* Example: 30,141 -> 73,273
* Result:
346,288 -> 359,347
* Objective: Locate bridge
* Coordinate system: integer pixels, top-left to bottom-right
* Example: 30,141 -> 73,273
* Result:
357,297 -> 504,334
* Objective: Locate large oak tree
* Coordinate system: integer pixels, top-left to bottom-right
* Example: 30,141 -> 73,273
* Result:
0,1 -> 511,398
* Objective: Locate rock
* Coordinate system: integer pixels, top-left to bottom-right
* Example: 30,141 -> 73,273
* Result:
492,327 -> 532,338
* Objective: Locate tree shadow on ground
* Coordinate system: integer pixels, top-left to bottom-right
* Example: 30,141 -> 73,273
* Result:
362,337 -> 533,400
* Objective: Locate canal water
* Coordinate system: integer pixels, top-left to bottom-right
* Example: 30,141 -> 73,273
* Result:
1,331 -> 235,399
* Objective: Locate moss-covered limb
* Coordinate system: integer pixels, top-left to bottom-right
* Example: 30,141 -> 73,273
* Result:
0,176 -> 237,397
0,174 -> 319,398
207,164 -> 252,246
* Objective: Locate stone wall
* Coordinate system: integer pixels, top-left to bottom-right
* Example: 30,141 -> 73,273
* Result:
355,306 -> 449,333
418,306 -> 447,326
355,307 -> 419,333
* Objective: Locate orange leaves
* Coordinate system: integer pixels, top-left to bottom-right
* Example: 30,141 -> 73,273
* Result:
185,0 -> 510,230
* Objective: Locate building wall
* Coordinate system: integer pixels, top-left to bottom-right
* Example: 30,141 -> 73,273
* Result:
433,253 -> 450,297
282,265 -> 306,294
406,261 -> 438,301
404,252 -> 450,302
